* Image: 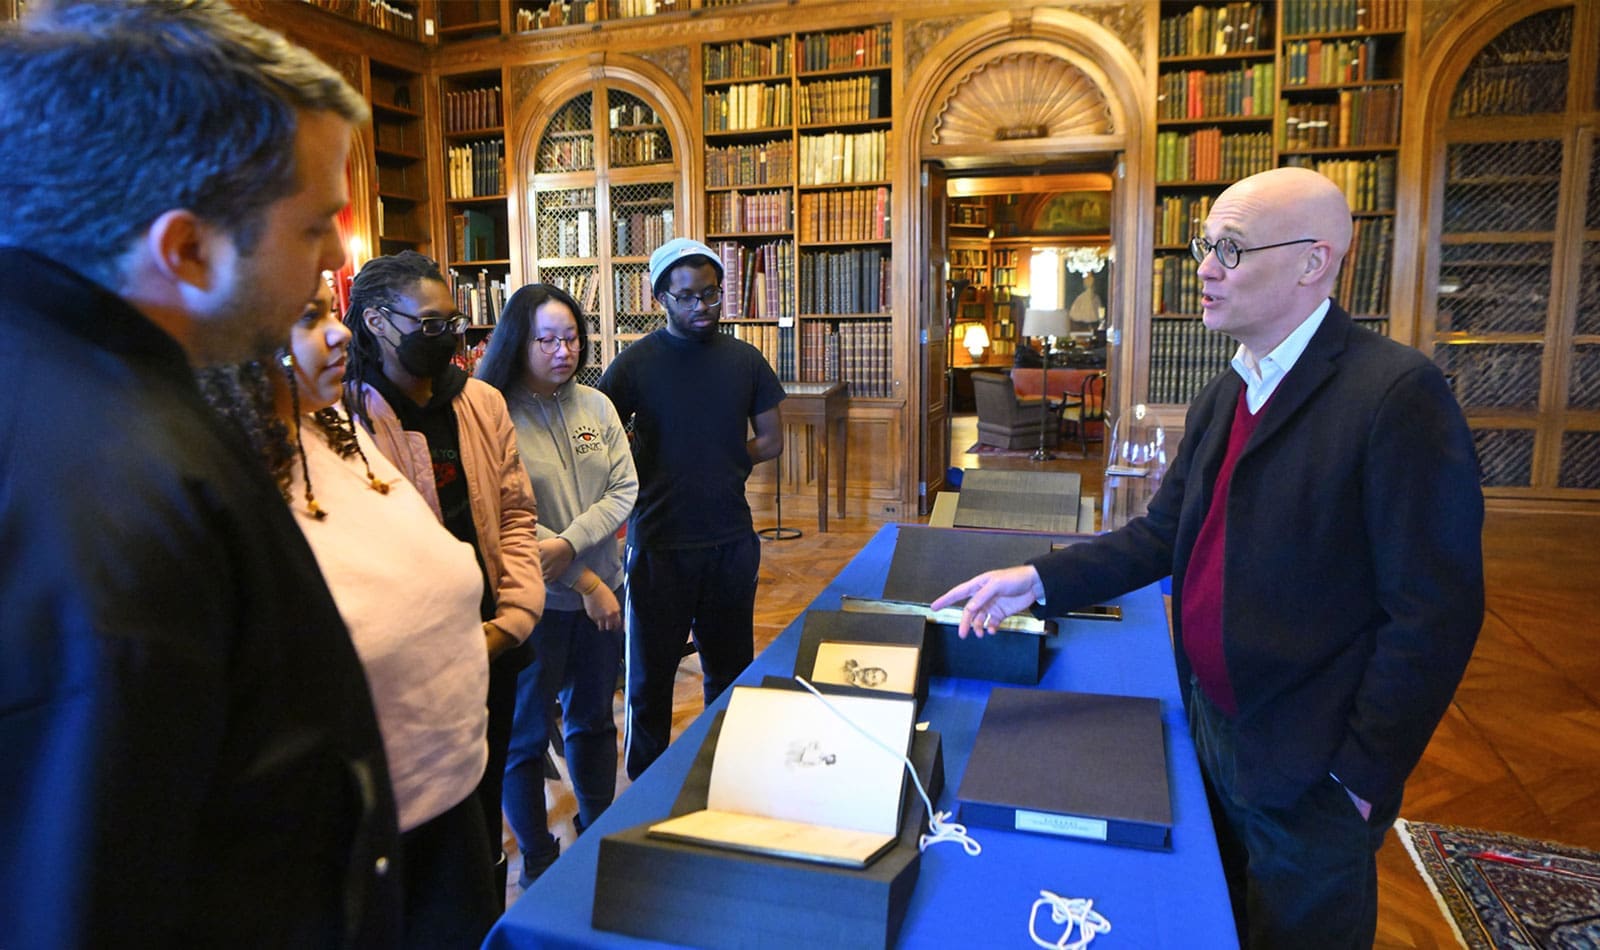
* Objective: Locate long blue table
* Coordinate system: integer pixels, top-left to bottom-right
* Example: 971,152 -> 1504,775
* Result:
487,524 -> 1237,948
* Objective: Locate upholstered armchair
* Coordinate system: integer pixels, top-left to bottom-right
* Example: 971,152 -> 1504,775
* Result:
972,371 -> 1060,450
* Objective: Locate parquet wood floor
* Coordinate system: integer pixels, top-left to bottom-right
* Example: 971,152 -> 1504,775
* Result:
509,415 -> 1600,949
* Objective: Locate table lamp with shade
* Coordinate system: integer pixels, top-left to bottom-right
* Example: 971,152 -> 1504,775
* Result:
1020,307 -> 1070,461
961,323 -> 991,363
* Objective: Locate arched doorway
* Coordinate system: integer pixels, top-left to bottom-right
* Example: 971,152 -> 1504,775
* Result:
899,9 -> 1148,512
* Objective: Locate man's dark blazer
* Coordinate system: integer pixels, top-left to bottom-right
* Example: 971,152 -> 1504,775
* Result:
1033,303 -> 1484,810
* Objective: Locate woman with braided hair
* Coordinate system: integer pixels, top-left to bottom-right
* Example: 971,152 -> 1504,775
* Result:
197,280 -> 501,946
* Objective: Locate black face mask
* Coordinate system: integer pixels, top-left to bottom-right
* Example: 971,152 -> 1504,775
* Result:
393,327 -> 459,379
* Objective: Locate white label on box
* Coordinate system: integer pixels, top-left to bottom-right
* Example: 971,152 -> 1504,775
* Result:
1014,810 -> 1108,841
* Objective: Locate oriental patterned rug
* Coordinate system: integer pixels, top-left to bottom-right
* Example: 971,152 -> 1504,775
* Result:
1396,818 -> 1600,948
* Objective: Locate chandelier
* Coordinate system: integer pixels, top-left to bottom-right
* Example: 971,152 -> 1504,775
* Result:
1064,246 -> 1108,276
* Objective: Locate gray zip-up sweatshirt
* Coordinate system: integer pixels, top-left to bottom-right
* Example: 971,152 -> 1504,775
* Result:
505,380 -> 638,612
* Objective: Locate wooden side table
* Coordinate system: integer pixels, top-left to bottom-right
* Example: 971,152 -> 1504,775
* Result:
779,381 -> 848,532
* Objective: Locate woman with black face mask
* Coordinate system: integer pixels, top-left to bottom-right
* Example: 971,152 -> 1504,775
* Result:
344,250 -> 546,905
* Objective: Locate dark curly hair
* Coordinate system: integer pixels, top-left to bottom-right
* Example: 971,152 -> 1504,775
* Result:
343,250 -> 451,416
197,354 -> 378,519
475,282 -> 589,394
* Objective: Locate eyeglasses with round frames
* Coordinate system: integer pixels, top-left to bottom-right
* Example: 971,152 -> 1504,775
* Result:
532,336 -> 582,354
1190,235 -> 1318,270
379,305 -> 469,337
659,287 -> 722,310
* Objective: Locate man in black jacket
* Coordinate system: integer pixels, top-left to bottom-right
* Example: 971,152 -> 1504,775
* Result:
0,3 -> 401,946
934,166 -> 1484,948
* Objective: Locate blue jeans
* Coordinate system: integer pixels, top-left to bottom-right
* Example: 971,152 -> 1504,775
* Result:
503,603 -> 622,866
1187,682 -> 1400,949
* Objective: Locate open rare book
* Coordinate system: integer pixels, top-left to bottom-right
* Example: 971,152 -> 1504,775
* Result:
649,685 -> 916,867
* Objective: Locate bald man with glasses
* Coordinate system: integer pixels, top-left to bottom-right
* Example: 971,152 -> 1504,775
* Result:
934,166 -> 1484,948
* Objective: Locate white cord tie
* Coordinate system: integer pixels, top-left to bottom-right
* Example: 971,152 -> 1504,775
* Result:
1029,891 -> 1111,950
792,676 -> 981,857
918,810 -> 982,855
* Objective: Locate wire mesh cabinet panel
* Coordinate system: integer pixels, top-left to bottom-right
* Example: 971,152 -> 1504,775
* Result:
527,86 -> 680,381
1427,3 -> 1600,498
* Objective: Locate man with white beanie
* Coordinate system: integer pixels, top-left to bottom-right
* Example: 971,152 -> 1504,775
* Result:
598,237 -> 786,778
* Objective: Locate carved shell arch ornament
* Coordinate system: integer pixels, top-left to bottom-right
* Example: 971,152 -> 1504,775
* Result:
930,52 -> 1114,147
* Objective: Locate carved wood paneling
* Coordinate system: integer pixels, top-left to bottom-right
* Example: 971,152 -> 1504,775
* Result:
509,62 -> 560,116
904,16 -> 973,81
1422,0 -> 1471,51
931,53 -> 1113,146
636,45 -> 690,100
1079,1 -> 1145,71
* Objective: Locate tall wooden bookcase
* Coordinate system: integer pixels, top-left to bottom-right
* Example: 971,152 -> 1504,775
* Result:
1422,1 -> 1600,498
701,26 -> 895,398
1150,0 -> 1408,406
370,58 -> 435,259
438,68 -> 509,330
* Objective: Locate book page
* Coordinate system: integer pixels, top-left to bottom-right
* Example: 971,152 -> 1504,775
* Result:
810,640 -> 919,694
707,687 -> 913,835
648,810 -> 895,868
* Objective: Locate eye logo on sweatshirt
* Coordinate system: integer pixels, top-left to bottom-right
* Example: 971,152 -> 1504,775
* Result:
572,425 -> 603,455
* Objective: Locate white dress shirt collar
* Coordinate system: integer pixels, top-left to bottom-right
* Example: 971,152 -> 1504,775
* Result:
1230,298 -> 1331,414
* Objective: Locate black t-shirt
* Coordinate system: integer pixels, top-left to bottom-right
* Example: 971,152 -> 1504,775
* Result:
597,329 -> 785,549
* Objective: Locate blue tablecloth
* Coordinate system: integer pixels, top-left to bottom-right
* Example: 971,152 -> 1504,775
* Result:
487,524 -> 1238,948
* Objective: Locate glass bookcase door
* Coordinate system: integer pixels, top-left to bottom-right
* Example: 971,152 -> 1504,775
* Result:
527,85 -> 681,383
1430,4 -> 1600,495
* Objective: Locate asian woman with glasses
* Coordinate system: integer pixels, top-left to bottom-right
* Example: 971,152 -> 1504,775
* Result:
476,283 -> 638,888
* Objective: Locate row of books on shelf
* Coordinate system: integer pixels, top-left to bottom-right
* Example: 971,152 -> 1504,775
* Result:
704,37 -> 792,82
704,83 -> 792,133
611,0 -> 682,19
706,139 -> 793,187
950,267 -> 986,288
1148,318 -> 1233,404
801,26 -> 891,72
1155,129 -> 1273,184
613,268 -> 656,317
444,87 -> 502,134
797,187 -> 890,243
720,322 -> 796,381
1282,38 -> 1388,86
451,209 -> 501,262
610,128 -> 670,166
1156,193 -> 1214,246
1284,155 -> 1395,212
448,268 -> 508,327
800,320 -> 893,398
798,130 -> 888,185
1158,2 -> 1269,58
718,240 -> 795,322
1152,253 -> 1202,315
542,209 -> 595,258
1157,63 -> 1275,121
543,269 -> 601,315
1449,63 -> 1570,118
447,140 -> 504,199
1281,88 -> 1400,150
613,207 -> 675,257
797,75 -> 887,125
515,1 -> 597,31
709,190 -> 790,235
1153,218 -> 1393,317
610,101 -> 660,128
1335,216 -> 1393,316
1282,0 -> 1406,35
798,247 -> 891,316
301,0 -> 417,39
537,137 -> 594,174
